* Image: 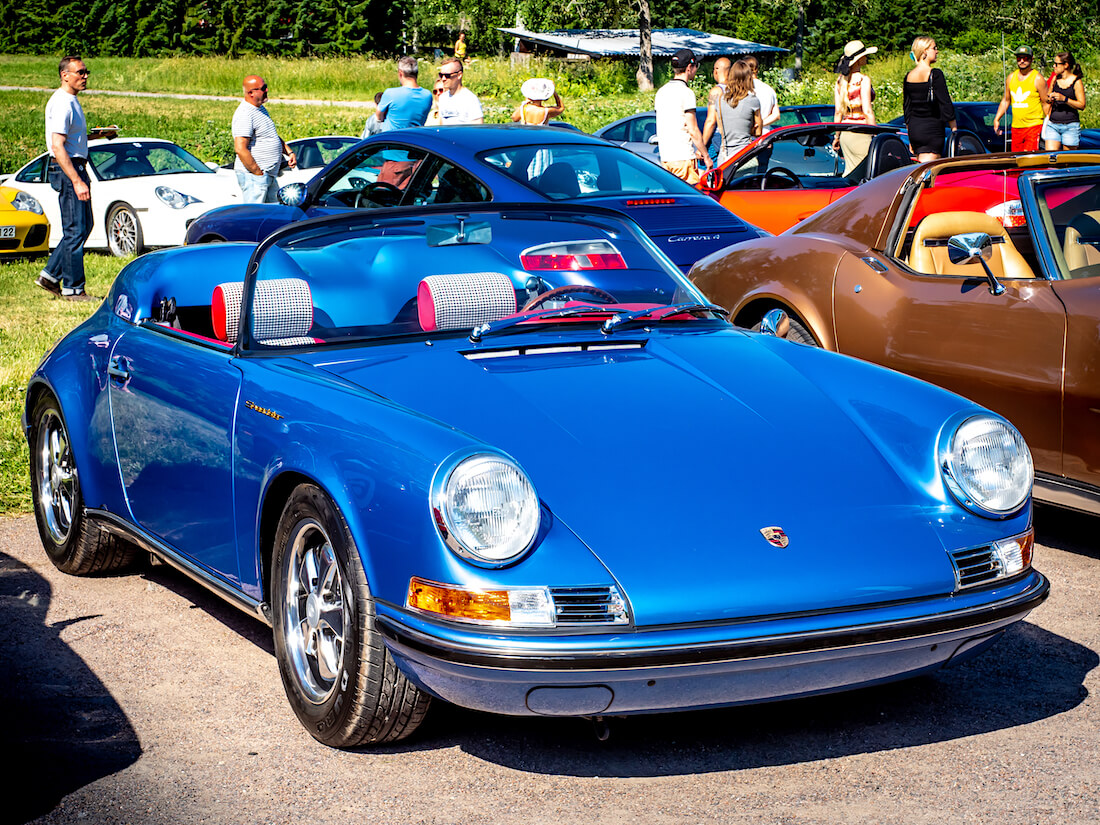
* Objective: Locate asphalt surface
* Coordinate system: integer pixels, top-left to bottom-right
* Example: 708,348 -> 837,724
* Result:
2,506 -> 1098,825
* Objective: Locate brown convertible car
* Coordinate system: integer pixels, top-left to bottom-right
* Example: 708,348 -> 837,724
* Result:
692,152 -> 1100,514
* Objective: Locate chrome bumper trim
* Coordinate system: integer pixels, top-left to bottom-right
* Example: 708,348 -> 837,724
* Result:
376,574 -> 1048,672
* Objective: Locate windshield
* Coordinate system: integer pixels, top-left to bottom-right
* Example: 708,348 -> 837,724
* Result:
90,142 -> 211,180
478,144 -> 701,200
238,206 -> 709,349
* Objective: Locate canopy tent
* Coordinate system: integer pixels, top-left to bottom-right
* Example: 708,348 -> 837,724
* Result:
499,27 -> 787,59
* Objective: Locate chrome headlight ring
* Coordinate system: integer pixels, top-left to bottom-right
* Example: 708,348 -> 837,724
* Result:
940,413 -> 1033,518
429,449 -> 541,567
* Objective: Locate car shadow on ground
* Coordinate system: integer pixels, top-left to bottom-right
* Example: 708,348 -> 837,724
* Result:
0,551 -> 142,823
1035,503 -> 1100,561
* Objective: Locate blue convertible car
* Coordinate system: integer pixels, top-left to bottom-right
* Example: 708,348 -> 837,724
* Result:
28,204 -> 1046,747
184,125 -> 764,272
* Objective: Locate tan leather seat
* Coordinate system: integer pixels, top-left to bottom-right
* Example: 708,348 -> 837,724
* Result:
908,211 -> 1034,279
1062,210 -> 1100,274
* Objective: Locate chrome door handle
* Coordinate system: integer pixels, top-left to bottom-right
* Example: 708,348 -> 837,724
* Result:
107,356 -> 131,381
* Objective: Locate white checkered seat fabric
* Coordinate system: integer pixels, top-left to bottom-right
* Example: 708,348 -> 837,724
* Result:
212,278 -> 315,346
417,272 -> 517,332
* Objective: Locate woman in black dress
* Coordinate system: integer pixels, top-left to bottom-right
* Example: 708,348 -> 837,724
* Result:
903,36 -> 957,162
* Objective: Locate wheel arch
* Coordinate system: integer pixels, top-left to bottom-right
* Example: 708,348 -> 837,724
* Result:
256,469 -> 318,604
732,296 -> 836,350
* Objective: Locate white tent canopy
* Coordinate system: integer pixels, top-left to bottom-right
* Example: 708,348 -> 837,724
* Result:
499,27 -> 787,59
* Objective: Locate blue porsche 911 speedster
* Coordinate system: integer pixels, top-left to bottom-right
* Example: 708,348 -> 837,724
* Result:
27,203 -> 1047,748
183,124 -> 766,273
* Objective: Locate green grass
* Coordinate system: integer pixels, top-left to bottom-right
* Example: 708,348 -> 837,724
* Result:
0,254 -> 125,514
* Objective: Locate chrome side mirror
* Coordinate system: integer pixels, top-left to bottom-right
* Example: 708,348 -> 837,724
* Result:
278,182 -> 308,207
759,308 -> 791,338
947,232 -> 1005,295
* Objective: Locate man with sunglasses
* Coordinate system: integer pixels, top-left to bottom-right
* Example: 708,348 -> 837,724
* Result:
232,75 -> 296,203
36,55 -> 95,300
436,59 -> 483,124
994,46 -> 1049,152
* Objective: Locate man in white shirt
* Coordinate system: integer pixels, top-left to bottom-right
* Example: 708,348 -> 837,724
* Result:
654,48 -> 711,184
37,55 -> 95,300
746,56 -> 780,131
232,75 -> 296,203
436,59 -> 483,124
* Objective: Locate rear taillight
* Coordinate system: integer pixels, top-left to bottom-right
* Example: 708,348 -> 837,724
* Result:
521,240 -> 627,271
986,200 -> 1026,228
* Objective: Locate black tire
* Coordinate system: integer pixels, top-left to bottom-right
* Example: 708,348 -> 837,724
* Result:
271,483 -> 430,747
786,317 -> 820,346
106,202 -> 144,257
29,392 -> 137,575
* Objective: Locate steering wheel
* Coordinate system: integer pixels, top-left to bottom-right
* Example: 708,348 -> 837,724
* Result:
761,167 -> 804,190
521,285 -> 618,312
354,181 -> 403,208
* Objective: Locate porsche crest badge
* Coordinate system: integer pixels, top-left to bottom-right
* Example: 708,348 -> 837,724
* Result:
760,527 -> 789,548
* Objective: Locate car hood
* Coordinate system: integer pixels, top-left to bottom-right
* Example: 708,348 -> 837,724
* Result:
313,328 -> 964,626
186,202 -> 302,242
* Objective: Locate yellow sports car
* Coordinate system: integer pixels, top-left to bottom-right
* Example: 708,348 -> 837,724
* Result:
0,185 -> 49,257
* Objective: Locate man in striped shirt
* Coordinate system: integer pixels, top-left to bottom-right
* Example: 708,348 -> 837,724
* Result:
232,75 -> 296,203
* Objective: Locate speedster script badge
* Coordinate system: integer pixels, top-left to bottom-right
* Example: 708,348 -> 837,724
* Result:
760,527 -> 789,548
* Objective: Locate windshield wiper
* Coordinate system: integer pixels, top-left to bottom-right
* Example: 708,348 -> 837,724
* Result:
469,303 -> 621,342
599,302 -> 729,334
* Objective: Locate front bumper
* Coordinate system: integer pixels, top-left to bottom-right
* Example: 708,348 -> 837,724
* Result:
376,571 -> 1048,717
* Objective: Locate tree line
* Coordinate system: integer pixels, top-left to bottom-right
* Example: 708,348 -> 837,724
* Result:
0,0 -> 1094,62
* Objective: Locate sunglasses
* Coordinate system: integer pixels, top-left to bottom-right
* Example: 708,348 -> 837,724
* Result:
249,85 -> 268,93
438,70 -> 461,79
432,89 -> 443,95
1053,61 -> 1067,66
67,68 -> 90,76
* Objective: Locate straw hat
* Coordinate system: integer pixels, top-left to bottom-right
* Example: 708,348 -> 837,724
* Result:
843,40 -> 878,62
521,78 -> 555,102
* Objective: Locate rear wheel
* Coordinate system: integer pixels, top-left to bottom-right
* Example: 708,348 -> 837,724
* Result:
107,203 -> 144,257
30,393 -> 137,575
271,483 -> 430,747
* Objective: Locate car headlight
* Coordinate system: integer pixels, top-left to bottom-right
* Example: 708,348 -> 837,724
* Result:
155,186 -> 200,209
12,190 -> 43,214
431,452 -> 540,565
941,415 -> 1032,516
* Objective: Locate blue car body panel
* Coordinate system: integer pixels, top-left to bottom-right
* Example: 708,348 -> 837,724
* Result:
30,204 -> 1046,727
186,125 -> 762,272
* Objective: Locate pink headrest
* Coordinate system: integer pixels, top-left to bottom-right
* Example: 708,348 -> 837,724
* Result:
417,272 -> 517,331
212,278 -> 313,344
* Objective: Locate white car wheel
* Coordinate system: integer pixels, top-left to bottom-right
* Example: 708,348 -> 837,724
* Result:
107,203 -> 144,257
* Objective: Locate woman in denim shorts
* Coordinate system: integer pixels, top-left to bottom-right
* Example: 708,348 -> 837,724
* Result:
1043,51 -> 1086,150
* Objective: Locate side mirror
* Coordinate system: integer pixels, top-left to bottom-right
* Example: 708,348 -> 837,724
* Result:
278,182 -> 308,207
948,232 -> 1005,295
759,308 -> 791,338
700,168 -> 722,192
648,134 -> 659,145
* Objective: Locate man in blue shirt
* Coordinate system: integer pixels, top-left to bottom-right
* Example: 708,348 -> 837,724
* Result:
375,57 -> 433,132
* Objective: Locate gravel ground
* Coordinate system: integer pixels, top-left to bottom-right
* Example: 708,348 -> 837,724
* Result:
2,505 -> 1098,825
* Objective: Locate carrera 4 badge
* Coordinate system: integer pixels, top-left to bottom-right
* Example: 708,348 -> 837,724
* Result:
760,527 -> 789,548
245,400 -> 283,421
668,234 -> 721,243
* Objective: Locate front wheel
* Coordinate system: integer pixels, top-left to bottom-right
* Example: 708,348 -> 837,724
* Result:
30,392 -> 137,575
106,202 -> 144,257
271,484 -> 430,747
